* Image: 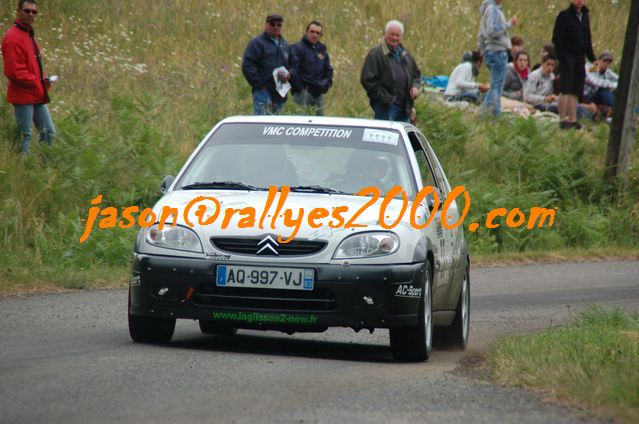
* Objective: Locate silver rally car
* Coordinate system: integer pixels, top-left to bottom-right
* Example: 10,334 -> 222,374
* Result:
129,115 -> 470,361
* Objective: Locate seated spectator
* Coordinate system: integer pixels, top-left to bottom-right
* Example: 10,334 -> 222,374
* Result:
503,51 -> 530,101
444,51 -> 489,104
584,51 -> 618,109
532,43 -> 556,71
524,56 -> 558,112
508,36 -> 525,63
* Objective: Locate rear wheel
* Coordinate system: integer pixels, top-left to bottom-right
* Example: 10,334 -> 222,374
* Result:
199,320 -> 238,336
436,266 -> 470,349
389,262 -> 433,362
128,290 -> 176,343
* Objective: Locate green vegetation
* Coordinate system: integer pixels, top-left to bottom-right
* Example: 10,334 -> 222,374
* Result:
0,0 -> 636,293
489,306 -> 639,423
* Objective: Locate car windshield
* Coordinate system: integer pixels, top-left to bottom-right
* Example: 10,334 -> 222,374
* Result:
176,123 -> 417,197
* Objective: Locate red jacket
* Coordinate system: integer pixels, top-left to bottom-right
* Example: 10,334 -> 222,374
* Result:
2,21 -> 49,105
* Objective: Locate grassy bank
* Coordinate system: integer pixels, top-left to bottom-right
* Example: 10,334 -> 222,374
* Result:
0,0 -> 637,291
489,306 -> 639,423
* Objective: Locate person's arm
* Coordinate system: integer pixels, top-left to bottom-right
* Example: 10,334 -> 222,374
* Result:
241,39 -> 266,89
585,14 -> 596,63
2,40 -> 40,89
360,49 -> 392,104
485,5 -> 515,37
409,54 -> 421,98
586,69 -> 617,90
551,13 -> 565,56
320,49 -> 334,92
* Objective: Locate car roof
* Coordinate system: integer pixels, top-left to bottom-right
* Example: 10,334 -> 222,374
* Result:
217,115 -> 415,131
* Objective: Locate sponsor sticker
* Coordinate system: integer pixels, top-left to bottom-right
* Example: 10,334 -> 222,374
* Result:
362,129 -> 399,146
394,284 -> 422,298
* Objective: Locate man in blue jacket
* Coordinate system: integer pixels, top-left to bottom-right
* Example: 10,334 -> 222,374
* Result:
291,21 -> 333,116
242,14 -> 297,115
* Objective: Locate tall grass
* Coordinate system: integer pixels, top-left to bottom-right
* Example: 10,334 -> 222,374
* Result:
0,0 -> 636,290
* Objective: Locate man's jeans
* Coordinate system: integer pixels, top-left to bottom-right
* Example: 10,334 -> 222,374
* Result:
14,103 -> 56,155
482,50 -> 508,116
447,89 -> 481,104
591,88 -> 615,108
253,88 -> 285,115
293,89 -> 325,116
372,102 -> 409,122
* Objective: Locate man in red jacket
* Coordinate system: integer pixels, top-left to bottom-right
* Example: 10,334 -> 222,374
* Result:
2,0 -> 55,155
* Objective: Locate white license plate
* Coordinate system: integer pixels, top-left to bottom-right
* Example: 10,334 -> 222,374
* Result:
216,265 -> 314,290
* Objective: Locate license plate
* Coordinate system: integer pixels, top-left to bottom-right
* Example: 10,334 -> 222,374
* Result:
216,265 -> 314,290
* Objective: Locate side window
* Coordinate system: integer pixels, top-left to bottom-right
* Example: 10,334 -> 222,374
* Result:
408,132 -> 438,190
416,132 -> 450,193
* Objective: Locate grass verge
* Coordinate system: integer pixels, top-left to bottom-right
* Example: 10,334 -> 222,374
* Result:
489,306 -> 639,423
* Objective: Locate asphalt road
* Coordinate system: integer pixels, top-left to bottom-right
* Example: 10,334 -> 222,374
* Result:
1,260 -> 638,424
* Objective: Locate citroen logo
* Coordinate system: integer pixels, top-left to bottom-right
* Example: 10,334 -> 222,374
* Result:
257,235 -> 279,255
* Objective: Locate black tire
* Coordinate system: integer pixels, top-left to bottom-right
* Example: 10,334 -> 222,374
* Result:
389,261 -> 433,362
435,265 -> 470,349
128,290 -> 176,343
198,320 -> 238,336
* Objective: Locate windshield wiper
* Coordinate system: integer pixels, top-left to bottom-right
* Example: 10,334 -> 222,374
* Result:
180,181 -> 264,191
288,185 -> 349,195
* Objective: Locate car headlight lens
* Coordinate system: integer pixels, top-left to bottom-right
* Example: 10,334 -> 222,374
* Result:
145,224 -> 203,253
333,232 -> 400,259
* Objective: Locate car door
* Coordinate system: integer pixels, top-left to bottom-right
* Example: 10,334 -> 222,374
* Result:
407,130 -> 456,308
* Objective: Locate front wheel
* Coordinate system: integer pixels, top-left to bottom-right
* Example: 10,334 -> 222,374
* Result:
389,262 -> 433,362
128,289 -> 176,343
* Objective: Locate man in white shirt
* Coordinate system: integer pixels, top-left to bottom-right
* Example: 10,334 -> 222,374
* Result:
444,51 -> 489,104
583,51 -> 617,108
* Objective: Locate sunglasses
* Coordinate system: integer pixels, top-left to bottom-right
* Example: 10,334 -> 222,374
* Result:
269,22 -> 282,27
22,9 -> 38,15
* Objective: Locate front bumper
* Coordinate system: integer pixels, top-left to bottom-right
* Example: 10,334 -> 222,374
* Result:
129,253 -> 426,330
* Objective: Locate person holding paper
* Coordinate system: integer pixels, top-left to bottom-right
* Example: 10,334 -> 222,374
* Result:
242,14 -> 298,115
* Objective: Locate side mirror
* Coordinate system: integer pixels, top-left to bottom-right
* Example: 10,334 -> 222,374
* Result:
160,175 -> 175,193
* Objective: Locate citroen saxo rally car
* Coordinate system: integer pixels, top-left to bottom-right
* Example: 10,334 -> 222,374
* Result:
128,116 -> 470,361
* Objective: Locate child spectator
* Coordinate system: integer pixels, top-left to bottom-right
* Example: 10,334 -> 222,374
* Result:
503,51 -> 530,100
524,56 -> 558,112
444,51 -> 489,104
508,36 -> 525,62
532,44 -> 556,71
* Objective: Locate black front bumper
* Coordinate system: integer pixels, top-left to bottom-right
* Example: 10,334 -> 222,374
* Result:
129,253 -> 426,330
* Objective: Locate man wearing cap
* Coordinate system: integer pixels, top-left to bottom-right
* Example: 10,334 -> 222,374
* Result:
360,20 -> 421,122
2,0 -> 56,155
584,51 -> 618,109
552,0 -> 596,129
242,14 -> 298,115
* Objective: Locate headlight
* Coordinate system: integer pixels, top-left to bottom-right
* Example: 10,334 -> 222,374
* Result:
333,232 -> 399,259
145,224 -> 203,253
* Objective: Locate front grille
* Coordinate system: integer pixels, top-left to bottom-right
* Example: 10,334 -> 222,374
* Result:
211,237 -> 327,256
194,285 -> 337,311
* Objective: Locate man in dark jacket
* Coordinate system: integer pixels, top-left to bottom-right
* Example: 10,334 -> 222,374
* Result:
242,14 -> 297,115
360,20 -> 421,122
291,21 -> 333,116
552,0 -> 596,129
2,0 -> 55,155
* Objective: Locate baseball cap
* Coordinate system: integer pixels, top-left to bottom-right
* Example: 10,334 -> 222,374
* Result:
598,51 -> 613,62
266,14 -> 283,23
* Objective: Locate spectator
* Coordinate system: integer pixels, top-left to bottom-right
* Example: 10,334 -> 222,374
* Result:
524,55 -> 558,112
552,0 -> 596,129
532,43 -> 557,71
478,0 -> 518,116
583,51 -> 617,109
242,14 -> 298,115
360,20 -> 421,122
503,50 -> 530,100
508,35 -> 524,62
291,21 -> 333,116
444,50 -> 489,104
2,0 -> 56,156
